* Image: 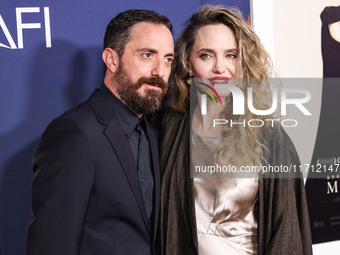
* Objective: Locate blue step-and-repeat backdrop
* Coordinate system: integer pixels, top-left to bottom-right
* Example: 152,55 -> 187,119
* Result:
0,1 -> 249,254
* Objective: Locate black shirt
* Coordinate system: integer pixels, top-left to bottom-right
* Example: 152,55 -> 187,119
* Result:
99,84 -> 154,224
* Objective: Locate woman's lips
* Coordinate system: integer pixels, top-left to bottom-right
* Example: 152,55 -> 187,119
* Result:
209,76 -> 230,85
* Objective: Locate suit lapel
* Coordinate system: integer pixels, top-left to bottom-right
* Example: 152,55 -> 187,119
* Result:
87,90 -> 150,233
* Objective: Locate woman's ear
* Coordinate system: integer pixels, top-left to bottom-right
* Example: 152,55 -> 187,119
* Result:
102,48 -> 120,74
188,62 -> 193,76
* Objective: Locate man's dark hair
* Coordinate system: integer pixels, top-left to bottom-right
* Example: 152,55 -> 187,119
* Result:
103,9 -> 173,56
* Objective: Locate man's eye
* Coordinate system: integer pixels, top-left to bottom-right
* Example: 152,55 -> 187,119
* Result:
165,57 -> 173,64
143,52 -> 152,58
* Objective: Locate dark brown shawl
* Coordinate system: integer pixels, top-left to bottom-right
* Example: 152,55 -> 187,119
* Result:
155,107 -> 313,255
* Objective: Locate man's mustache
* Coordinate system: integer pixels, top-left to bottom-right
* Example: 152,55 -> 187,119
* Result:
137,76 -> 167,90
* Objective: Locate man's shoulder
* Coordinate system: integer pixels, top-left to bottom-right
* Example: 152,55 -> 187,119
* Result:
55,89 -> 105,122
55,101 -> 93,124
43,89 -> 105,134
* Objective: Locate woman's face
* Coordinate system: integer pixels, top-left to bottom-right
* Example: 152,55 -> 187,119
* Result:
188,24 -> 238,88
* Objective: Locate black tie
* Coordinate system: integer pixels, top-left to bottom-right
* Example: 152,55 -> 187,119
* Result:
136,119 -> 154,224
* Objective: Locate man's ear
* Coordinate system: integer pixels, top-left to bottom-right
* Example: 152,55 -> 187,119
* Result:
102,48 -> 119,74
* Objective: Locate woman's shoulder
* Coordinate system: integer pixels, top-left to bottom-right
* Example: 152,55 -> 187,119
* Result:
150,106 -> 189,132
261,124 -> 300,167
261,123 -> 292,144
160,106 -> 189,123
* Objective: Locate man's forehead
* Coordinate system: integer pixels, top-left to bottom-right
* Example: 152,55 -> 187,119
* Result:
130,21 -> 169,33
128,22 -> 173,46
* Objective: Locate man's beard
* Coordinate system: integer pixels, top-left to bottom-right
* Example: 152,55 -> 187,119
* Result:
112,63 -> 168,115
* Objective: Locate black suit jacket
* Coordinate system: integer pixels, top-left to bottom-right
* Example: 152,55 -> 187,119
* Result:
27,89 -> 160,255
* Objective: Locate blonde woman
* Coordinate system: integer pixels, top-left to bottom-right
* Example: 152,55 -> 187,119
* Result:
157,5 -> 312,255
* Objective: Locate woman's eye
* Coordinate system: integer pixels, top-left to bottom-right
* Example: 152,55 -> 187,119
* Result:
226,53 -> 237,59
200,53 -> 212,59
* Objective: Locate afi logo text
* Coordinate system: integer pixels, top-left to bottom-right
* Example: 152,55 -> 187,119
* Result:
0,7 -> 51,49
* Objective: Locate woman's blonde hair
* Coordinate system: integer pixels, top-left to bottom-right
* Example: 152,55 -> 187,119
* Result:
168,5 -> 276,167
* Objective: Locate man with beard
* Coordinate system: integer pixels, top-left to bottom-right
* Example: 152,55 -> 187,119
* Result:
26,9 -> 174,255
